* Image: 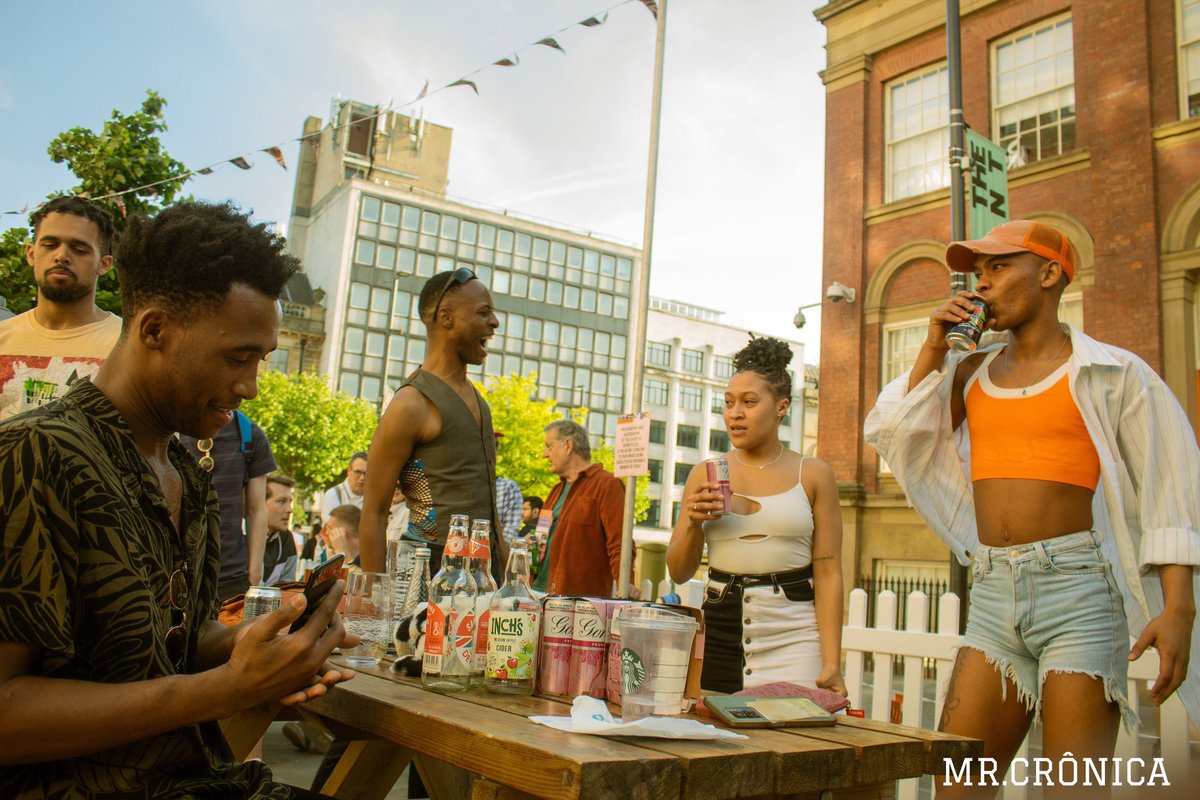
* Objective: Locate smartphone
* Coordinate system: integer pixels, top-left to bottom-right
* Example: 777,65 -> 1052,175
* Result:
288,554 -> 345,633
706,696 -> 837,728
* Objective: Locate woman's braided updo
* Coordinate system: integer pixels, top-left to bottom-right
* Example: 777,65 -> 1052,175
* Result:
731,335 -> 793,399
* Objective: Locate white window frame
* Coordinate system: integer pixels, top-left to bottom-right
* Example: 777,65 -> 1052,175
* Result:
884,64 -> 950,203
880,318 -> 930,475
1180,0 -> 1200,118
991,14 -> 1075,168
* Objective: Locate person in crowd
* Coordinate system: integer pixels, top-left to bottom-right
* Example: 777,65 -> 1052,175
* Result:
533,419 -> 631,597
520,495 -> 543,538
321,452 -> 367,524
668,336 -> 846,697
0,200 -> 354,798
359,269 -> 503,576
865,219 -> 1199,791
181,409 -> 276,600
323,505 -> 362,568
0,196 -> 121,421
301,521 -> 322,562
263,474 -> 300,585
386,483 -> 411,542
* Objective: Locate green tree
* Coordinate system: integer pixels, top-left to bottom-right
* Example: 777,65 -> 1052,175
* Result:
0,90 -> 189,314
480,373 -> 649,522
240,371 -> 379,497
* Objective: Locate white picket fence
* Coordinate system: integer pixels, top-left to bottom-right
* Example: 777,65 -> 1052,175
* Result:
843,587 -> 1196,799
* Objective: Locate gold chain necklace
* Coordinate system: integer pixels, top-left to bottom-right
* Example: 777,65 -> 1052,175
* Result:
733,444 -> 784,471
1005,336 -> 1069,396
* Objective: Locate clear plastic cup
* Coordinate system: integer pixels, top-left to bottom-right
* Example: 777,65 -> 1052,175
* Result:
342,572 -> 391,666
617,607 -> 698,722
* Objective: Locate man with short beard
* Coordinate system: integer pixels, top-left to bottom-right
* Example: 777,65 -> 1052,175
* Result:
0,196 -> 122,420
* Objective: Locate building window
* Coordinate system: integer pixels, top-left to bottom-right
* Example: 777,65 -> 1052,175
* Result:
647,341 -> 672,368
648,459 -> 663,484
709,430 -> 730,452
674,463 -> 694,486
714,355 -> 734,380
679,386 -> 702,411
649,419 -> 666,444
681,348 -> 704,374
885,65 -> 950,202
1181,0 -> 1200,117
644,379 -> 668,407
645,500 -> 661,528
711,392 -> 725,414
671,501 -> 682,526
993,16 -> 1075,167
268,348 -> 290,373
1059,292 -> 1084,331
883,320 -> 929,384
676,424 -> 700,449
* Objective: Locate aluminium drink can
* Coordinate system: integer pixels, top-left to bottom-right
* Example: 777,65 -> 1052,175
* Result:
568,599 -> 609,698
945,298 -> 990,352
705,458 -> 733,515
243,585 -> 282,621
537,597 -> 575,695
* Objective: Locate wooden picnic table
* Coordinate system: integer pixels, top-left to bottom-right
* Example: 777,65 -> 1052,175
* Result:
233,657 -> 979,800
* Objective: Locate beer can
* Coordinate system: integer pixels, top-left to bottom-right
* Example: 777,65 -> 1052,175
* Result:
537,597 -> 575,695
945,298 -> 990,352
705,458 -> 733,515
243,585 -> 282,621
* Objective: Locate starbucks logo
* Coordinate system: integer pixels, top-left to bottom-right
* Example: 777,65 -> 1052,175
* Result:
621,647 -> 645,694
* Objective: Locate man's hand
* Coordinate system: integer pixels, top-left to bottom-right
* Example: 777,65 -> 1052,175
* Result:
1129,606 -> 1194,706
219,580 -> 357,713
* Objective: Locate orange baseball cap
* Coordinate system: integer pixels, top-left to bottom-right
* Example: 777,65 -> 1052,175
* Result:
945,219 -> 1078,283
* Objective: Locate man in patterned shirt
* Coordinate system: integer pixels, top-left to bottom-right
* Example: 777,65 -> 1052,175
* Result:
0,201 -> 355,798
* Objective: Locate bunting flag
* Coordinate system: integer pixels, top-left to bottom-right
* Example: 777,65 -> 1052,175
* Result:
263,146 -> 287,170
3,0 -> 653,217
448,78 -> 480,95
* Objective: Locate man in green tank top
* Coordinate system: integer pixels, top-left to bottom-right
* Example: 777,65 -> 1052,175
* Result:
360,269 -> 504,575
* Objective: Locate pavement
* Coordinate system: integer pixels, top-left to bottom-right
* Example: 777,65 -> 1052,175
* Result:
260,721 -> 408,799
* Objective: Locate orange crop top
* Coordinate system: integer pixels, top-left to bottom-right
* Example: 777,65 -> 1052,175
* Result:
965,349 -> 1100,490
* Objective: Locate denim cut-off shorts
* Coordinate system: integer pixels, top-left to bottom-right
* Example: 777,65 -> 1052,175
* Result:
963,529 -> 1138,729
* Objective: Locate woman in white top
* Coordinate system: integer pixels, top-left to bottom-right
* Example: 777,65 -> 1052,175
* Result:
667,336 -> 846,695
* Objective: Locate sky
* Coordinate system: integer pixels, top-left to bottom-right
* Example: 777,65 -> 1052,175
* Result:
0,0 -> 830,361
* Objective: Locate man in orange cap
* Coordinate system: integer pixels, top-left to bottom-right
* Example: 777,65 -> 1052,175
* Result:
867,218 -> 1199,793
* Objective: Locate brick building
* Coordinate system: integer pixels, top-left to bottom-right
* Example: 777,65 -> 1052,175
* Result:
814,0 -> 1200,587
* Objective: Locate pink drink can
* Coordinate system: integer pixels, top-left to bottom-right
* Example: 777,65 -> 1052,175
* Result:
568,599 -> 609,698
537,597 -> 575,695
706,458 -> 733,515
605,602 -> 636,704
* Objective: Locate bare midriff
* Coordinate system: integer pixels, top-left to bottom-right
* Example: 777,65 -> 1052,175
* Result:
973,478 -> 1094,546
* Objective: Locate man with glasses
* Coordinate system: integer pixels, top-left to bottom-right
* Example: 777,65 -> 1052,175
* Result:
360,268 -> 503,575
321,451 -> 368,524
0,201 -> 355,798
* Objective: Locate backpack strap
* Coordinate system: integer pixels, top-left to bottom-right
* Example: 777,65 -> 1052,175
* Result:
234,410 -> 254,483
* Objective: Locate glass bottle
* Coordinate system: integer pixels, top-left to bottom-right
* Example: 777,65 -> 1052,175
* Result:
468,519 -> 498,683
484,541 -> 541,695
393,546 -> 430,657
422,516 -> 476,692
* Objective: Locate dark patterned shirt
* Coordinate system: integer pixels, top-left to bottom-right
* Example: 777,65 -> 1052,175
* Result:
0,379 -> 292,799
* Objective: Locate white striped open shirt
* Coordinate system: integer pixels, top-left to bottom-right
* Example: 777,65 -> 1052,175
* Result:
865,325 -> 1200,724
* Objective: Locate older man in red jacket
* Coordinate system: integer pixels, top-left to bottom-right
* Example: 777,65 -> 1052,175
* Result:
533,419 -> 633,597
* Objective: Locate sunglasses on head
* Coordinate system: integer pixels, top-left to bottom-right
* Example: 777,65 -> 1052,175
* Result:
430,268 -> 477,320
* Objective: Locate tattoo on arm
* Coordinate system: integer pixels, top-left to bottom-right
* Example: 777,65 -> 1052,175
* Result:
812,555 -> 834,562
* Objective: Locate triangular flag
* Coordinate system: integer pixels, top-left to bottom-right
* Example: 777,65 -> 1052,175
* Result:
580,13 -> 608,27
113,196 -> 126,217
448,78 -> 479,95
535,37 -> 565,53
493,54 -> 520,67
639,0 -> 659,19
263,146 -> 287,170
414,79 -> 430,102
197,167 -> 214,175
230,156 -> 252,170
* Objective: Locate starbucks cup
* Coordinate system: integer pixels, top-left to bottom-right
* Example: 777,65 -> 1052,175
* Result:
617,607 -> 698,722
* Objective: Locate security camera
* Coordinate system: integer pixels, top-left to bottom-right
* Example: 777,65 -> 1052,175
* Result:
792,309 -> 807,329
825,281 -> 856,304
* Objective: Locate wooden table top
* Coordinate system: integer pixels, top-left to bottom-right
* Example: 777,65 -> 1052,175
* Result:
302,662 -> 981,800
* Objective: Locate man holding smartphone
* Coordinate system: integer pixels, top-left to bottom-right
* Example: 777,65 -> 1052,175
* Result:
0,201 -> 356,798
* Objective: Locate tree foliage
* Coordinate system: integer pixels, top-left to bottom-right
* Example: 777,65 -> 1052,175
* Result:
240,371 -> 379,497
480,373 -> 649,522
0,90 -> 190,314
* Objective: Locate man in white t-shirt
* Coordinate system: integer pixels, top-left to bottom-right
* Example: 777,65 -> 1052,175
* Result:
0,197 -> 122,421
320,451 -> 367,524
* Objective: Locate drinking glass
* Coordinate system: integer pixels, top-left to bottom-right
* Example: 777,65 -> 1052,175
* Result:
342,572 -> 391,667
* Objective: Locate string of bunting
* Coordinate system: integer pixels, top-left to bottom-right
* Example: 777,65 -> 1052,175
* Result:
2,0 -> 658,218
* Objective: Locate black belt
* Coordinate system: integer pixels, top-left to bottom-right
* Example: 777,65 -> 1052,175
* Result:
708,564 -> 813,589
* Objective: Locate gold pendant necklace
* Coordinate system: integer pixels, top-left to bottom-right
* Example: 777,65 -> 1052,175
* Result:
196,438 -> 215,472
733,445 -> 784,470
1006,335 -> 1069,396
